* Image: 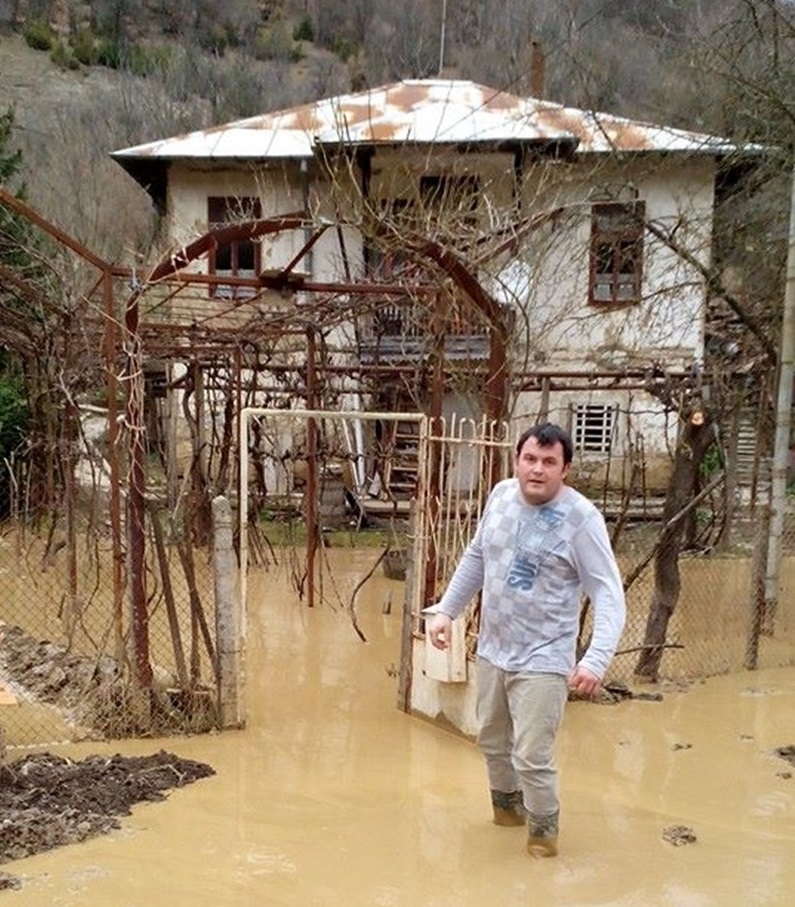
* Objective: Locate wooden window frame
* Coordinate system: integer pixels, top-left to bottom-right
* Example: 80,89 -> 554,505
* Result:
589,201 -> 645,306
367,175 -> 481,279
368,197 -> 413,280
419,174 -> 480,223
207,196 -> 262,299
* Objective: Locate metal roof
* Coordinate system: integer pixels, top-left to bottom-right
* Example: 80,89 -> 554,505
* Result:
111,78 -> 744,168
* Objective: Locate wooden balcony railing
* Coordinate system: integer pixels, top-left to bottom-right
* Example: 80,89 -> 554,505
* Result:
358,296 -> 509,362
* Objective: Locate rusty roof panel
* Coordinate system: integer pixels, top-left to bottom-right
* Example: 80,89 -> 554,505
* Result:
534,101 -> 741,153
111,79 -> 746,165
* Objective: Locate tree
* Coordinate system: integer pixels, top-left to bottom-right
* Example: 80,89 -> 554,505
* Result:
0,107 -> 32,516
0,106 -> 28,267
628,1 -> 794,678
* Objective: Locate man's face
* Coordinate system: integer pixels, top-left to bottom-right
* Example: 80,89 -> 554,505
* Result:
514,436 -> 570,505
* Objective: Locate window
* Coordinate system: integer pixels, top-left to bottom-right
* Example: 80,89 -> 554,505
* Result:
369,198 -> 414,280
589,201 -> 645,305
368,175 -> 481,279
419,175 -> 480,225
208,196 -> 262,298
572,403 -> 618,454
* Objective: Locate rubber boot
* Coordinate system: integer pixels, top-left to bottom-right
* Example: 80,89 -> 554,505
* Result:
526,810 -> 559,857
491,790 -> 526,827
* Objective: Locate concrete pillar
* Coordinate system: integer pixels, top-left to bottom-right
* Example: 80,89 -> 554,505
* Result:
212,495 -> 244,728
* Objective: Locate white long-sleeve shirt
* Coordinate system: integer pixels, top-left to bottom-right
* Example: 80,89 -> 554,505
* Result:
436,478 -> 626,679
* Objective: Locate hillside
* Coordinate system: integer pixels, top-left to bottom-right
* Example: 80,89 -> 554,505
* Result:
0,1 -> 792,264
0,25 -> 351,260
0,32 -> 113,113
0,32 -> 151,258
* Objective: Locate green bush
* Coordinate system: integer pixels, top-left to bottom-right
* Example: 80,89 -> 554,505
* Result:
333,37 -> 358,64
223,21 -> 242,50
0,374 -> 27,520
49,41 -> 79,70
70,27 -> 100,66
124,44 -> 154,77
252,21 -> 295,63
123,44 -> 172,78
97,38 -> 123,69
699,441 -> 722,480
197,22 -> 229,56
0,376 -> 28,461
293,15 -> 314,42
22,18 -> 55,52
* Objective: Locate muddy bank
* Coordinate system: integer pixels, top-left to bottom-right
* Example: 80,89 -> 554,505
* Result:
0,622 -> 216,738
0,750 -> 215,889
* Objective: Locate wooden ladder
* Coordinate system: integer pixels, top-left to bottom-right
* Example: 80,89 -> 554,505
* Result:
385,420 -> 420,500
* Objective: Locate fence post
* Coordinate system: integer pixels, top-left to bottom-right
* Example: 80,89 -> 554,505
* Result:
213,495 -> 244,728
746,502 -> 771,670
765,163 -> 795,627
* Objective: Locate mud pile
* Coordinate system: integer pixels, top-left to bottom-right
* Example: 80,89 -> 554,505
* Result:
0,749 -> 215,889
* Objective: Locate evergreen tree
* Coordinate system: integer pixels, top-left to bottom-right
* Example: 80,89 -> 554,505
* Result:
0,106 -> 31,516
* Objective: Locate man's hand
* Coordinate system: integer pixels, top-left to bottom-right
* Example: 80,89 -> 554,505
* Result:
567,665 -> 601,697
426,613 -> 452,650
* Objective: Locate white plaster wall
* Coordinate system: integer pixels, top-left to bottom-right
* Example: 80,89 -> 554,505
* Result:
510,388 -> 677,454
365,147 -> 516,212
510,387 -> 679,491
160,151 -> 716,473
507,157 -> 714,371
164,160 -> 369,281
168,164 -> 267,246
166,162 -> 309,269
164,162 -> 366,349
162,154 -> 715,364
490,156 -> 715,476
440,392 -> 483,493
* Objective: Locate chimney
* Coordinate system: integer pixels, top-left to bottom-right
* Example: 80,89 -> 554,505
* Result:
530,40 -> 546,98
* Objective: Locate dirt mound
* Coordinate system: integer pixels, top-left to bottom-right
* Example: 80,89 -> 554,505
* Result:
0,749 -> 215,890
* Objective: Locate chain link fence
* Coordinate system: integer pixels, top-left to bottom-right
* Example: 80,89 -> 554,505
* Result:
3,403 -> 795,758
0,476 -> 227,758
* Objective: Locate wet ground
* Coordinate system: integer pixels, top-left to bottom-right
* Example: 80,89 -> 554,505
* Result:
1,553 -> 794,906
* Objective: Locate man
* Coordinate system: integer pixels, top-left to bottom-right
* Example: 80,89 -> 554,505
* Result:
426,422 -> 625,858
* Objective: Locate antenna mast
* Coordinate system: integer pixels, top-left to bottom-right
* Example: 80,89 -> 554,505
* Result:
439,0 -> 447,76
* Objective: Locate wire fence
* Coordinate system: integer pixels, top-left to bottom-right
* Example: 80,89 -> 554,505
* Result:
2,405 -> 795,760
0,490 -> 224,757
421,411 -> 795,688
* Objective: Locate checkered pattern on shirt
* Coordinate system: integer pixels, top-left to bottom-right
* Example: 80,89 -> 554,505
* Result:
438,478 -> 623,676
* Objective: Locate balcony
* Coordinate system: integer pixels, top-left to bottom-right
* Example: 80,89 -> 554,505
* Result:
357,296 -> 495,363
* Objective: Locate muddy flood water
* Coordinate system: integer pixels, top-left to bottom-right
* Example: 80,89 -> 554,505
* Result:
3,550 -> 795,906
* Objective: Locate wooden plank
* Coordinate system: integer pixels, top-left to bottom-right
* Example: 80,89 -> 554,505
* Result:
420,606 -> 467,684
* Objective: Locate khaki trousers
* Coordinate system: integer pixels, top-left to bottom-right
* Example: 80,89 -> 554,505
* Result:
476,657 -> 568,818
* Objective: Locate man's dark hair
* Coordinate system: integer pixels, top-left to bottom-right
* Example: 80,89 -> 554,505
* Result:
515,422 -> 573,465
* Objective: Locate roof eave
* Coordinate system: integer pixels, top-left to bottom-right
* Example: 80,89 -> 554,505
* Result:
110,155 -> 170,214
313,135 -> 581,158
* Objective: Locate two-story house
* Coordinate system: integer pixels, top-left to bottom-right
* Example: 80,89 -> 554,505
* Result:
111,79 -> 746,503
